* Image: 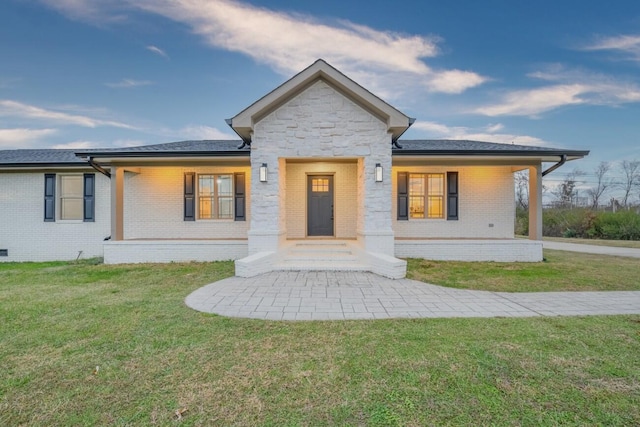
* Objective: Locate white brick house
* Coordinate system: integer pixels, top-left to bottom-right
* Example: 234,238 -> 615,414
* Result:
0,60 -> 588,278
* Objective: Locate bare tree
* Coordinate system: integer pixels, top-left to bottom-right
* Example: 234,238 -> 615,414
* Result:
619,159 -> 640,208
552,169 -> 583,208
515,170 -> 529,209
586,161 -> 611,209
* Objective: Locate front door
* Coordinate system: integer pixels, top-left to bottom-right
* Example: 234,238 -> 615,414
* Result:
307,175 -> 334,236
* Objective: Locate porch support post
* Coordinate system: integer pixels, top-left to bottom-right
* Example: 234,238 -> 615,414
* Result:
528,164 -> 543,241
111,166 -> 124,241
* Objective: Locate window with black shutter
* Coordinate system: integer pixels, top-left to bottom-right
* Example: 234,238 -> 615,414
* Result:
83,173 -> 95,222
184,172 -> 195,221
234,172 -> 246,221
44,174 -> 56,222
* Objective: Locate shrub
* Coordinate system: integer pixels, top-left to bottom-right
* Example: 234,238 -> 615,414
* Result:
542,208 -> 593,238
590,211 -> 640,240
535,208 -> 640,240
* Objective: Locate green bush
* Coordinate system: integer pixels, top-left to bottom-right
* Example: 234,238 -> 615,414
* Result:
590,211 -> 640,240
515,207 -> 528,236
542,208 -> 594,238
526,208 -> 640,240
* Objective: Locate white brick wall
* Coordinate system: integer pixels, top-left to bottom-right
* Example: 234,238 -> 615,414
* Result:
392,165 -> 516,239
123,166 -> 250,239
285,162 -> 357,238
0,170 -> 111,262
395,239 -> 542,262
104,240 -> 248,264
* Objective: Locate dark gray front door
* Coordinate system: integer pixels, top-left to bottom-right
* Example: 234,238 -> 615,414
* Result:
307,175 -> 334,236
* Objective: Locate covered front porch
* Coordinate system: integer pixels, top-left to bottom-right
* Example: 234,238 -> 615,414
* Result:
236,157 -> 407,279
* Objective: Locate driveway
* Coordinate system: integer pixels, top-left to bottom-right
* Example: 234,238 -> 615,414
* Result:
543,241 -> 640,258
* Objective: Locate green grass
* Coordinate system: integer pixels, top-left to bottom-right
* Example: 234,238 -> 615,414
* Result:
407,249 -> 640,292
1,258 -> 639,426
543,236 -> 640,249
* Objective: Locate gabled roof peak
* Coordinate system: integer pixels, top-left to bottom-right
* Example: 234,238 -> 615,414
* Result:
228,59 -> 412,143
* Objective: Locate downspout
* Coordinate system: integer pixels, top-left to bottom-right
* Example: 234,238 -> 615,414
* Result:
542,154 -> 567,177
225,118 -> 251,149
392,117 -> 416,149
87,156 -> 111,178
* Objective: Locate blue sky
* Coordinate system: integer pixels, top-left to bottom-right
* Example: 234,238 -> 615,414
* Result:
1,0 -> 639,190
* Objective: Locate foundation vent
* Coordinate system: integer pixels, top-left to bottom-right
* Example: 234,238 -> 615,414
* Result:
0,249 -> 8,256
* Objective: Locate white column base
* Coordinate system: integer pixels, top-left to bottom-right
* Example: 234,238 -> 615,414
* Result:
247,229 -> 286,254
357,229 -> 395,256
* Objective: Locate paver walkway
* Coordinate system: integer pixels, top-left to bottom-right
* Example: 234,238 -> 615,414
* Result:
543,241 -> 640,258
185,271 -> 640,321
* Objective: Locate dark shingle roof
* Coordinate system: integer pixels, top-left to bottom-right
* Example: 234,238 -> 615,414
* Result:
0,149 -> 91,166
393,140 -> 589,157
74,140 -> 249,158
0,139 -> 588,166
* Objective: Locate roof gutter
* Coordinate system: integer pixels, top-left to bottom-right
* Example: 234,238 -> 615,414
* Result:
542,154 -> 567,177
225,118 -> 251,149
87,156 -> 111,178
392,117 -> 415,149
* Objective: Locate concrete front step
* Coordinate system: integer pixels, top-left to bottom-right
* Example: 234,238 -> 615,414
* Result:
283,252 -> 358,262
235,240 -> 407,279
290,247 -> 353,254
272,261 -> 370,271
276,241 -> 364,271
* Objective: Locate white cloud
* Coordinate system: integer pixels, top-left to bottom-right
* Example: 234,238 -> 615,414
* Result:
52,140 -> 101,149
485,123 -> 504,133
180,125 -> 236,140
411,121 -> 548,146
0,128 -> 57,148
105,78 -> 153,88
475,84 -> 588,116
425,69 -> 488,94
39,0 -> 128,24
475,66 -> 640,116
0,100 -> 136,129
39,0 -> 487,96
146,45 -> 169,58
584,34 -> 640,61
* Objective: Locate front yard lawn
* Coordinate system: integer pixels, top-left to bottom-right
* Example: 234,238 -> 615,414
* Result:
408,249 -> 640,292
1,256 -> 639,426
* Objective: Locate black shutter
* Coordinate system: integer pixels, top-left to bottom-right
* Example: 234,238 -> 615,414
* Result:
447,172 -> 459,220
83,173 -> 95,222
184,172 -> 195,221
397,172 -> 408,220
234,172 -> 246,221
44,174 -> 56,222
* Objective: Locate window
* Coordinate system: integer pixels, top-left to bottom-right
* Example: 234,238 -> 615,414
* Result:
398,171 -> 457,221
198,174 -> 233,219
44,173 -> 95,222
311,178 -> 329,192
184,172 -> 245,221
60,175 -> 84,220
409,173 -> 444,219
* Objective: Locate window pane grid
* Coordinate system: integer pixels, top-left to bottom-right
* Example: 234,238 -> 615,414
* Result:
60,175 -> 83,220
408,173 -> 445,219
312,178 -> 329,192
198,174 -> 233,219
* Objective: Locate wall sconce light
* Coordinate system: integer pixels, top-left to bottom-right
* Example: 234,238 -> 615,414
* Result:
259,163 -> 268,182
375,163 -> 383,182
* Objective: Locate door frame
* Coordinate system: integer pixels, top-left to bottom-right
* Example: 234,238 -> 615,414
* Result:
306,172 -> 335,237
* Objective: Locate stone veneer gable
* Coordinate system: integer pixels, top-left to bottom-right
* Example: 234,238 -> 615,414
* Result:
248,79 -> 395,255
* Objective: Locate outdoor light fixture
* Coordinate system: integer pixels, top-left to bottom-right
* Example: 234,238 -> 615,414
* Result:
375,163 -> 383,182
259,163 -> 268,182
